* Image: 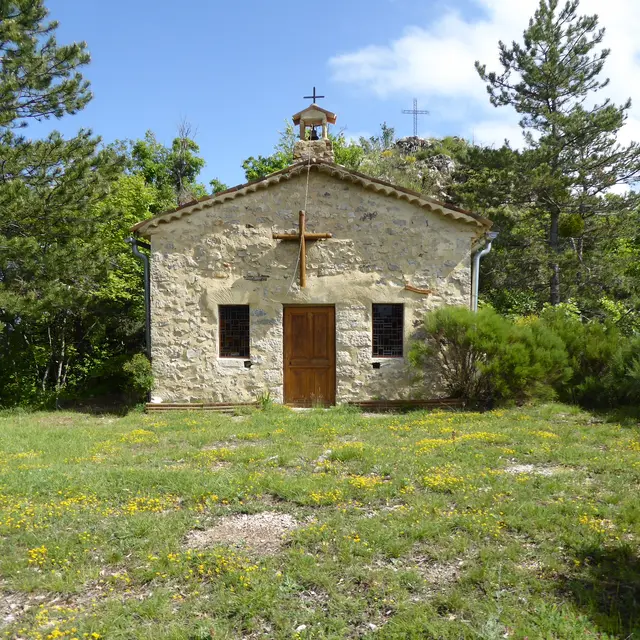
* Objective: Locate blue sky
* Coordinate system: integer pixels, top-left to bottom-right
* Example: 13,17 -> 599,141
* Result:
33,0 -> 640,188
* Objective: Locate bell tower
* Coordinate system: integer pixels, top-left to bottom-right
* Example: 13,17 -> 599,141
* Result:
292,87 -> 337,163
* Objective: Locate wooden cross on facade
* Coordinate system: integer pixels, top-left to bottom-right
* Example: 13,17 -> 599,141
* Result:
273,210 -> 332,288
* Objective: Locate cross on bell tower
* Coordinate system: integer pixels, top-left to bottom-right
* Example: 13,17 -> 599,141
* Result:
303,86 -> 325,104
291,89 -> 337,163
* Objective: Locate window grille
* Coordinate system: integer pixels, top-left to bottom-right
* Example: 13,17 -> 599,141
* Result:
219,305 -> 250,358
372,304 -> 403,357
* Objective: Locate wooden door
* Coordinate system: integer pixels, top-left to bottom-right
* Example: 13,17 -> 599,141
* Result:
284,306 -> 336,406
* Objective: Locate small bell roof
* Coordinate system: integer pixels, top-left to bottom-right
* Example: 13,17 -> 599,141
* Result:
292,104 -> 337,126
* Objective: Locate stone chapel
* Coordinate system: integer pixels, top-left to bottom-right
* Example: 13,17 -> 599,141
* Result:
131,100 -> 493,407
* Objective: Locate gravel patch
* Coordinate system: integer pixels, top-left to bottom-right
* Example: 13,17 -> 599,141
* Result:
0,588 -> 35,629
185,511 -> 299,554
413,557 -> 465,587
0,578 -> 150,630
505,464 -> 564,476
201,442 -> 239,451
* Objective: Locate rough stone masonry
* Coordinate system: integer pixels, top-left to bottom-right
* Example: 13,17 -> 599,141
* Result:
141,166 -> 483,405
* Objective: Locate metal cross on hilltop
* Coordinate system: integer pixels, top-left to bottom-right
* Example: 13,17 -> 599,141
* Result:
402,98 -> 429,136
304,86 -> 325,104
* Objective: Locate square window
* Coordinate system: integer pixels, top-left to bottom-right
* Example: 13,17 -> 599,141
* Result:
372,304 -> 403,357
219,305 -> 250,358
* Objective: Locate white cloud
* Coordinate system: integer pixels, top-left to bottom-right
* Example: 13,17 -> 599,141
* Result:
470,119 -> 525,149
329,0 -> 640,147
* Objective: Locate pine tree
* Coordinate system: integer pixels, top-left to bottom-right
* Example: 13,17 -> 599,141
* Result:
476,0 -> 640,305
0,1 -> 122,404
0,0 -> 91,127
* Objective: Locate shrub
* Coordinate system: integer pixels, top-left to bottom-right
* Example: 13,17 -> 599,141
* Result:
612,336 -> 640,405
411,304 -> 640,410
122,353 -> 153,401
409,306 -> 570,408
538,306 -> 625,407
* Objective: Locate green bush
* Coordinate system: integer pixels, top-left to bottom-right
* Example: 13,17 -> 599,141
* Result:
122,353 -> 153,400
539,306 -> 626,407
611,336 -> 640,405
409,306 -> 570,407
411,304 -> 640,410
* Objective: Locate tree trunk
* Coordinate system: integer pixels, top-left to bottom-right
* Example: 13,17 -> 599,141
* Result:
549,209 -> 561,305
42,325 -> 54,391
54,315 -> 68,409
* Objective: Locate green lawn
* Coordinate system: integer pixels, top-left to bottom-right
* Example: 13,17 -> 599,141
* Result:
0,404 -> 639,639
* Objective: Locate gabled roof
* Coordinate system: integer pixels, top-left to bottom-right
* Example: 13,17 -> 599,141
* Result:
131,159 -> 492,236
292,104 -> 337,125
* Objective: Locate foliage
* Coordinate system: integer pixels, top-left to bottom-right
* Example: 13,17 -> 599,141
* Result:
256,389 -> 273,410
209,177 -> 229,194
242,151 -> 290,182
452,141 -> 640,324
0,0 -> 91,128
129,125 -> 207,210
357,122 -> 396,153
476,0 -> 640,306
409,306 -> 570,407
241,121 -> 296,181
411,304 -> 640,409
0,2 -> 126,407
538,304 -> 640,407
337,125 -> 469,199
0,3 -> 215,408
122,353 -> 153,399
332,133 -> 365,169
613,336 -> 640,405
242,122 -> 369,180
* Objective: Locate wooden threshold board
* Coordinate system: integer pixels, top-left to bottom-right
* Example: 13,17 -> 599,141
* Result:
145,402 -> 258,413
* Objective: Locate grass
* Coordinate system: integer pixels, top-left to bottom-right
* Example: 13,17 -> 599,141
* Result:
0,403 -> 639,639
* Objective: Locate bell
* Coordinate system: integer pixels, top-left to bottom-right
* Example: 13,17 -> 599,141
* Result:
310,127 -> 319,141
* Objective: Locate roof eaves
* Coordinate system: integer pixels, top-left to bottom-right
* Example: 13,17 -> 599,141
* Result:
131,159 -> 491,235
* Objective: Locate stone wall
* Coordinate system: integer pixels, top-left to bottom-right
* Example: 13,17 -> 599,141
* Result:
147,171 -> 478,404
293,139 -> 334,163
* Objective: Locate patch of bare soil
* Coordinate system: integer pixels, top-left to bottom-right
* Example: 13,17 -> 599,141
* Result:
504,464 -> 566,476
360,504 -> 406,519
298,588 -> 330,613
519,558 -> 543,572
201,441 -> 239,451
185,511 -> 299,554
366,554 -> 466,594
412,556 -> 466,589
0,588 -> 37,629
204,461 -> 232,471
0,575 -> 152,630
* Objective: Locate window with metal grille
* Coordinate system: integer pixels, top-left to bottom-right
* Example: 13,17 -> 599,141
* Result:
372,304 -> 404,357
219,305 -> 250,358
